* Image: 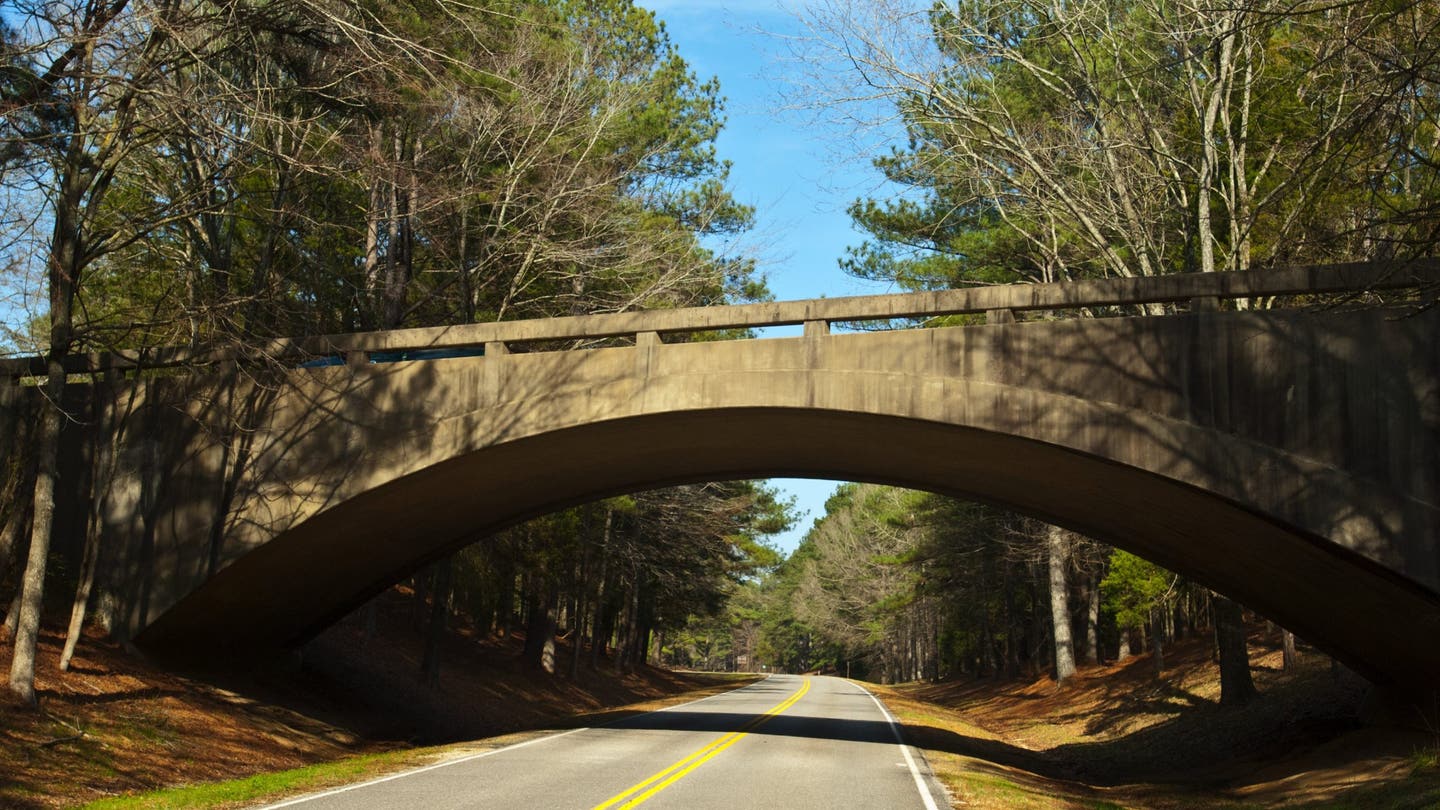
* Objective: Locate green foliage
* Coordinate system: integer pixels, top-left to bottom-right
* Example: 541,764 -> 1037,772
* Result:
1100,549 -> 1174,631
7,0 -> 764,353
841,0 -> 1440,291
79,748 -> 442,809
746,482 -> 1197,683
447,481 -> 794,672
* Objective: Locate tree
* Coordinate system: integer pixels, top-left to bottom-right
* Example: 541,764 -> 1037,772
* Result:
2,0 -> 222,704
1047,524 -> 1076,682
1,0 -> 767,697
0,0 -> 438,702
762,484 -> 1128,683
1101,550 -> 1176,677
435,480 -> 788,679
803,0 -> 1440,291
1211,592 -> 1258,705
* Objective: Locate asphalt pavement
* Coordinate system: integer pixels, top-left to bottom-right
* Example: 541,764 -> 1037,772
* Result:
259,674 -> 947,809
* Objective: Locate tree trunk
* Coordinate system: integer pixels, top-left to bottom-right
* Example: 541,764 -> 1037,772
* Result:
524,586 -> 558,673
589,510 -> 613,669
456,208 -> 475,323
62,388 -> 115,672
8,371 -> 61,705
495,564 -> 514,637
571,597 -> 586,678
1047,525 -> 1076,682
1084,575 -> 1101,665
618,574 -> 641,673
1211,593 -> 1257,705
1282,629 -> 1297,672
11,143 -> 84,704
570,524 -> 594,679
593,594 -> 614,669
59,506 -> 102,671
637,620 -> 652,669
1149,609 -> 1164,678
0,486 -> 25,583
0,494 -> 31,631
1117,628 -> 1131,662
1003,569 -> 1020,677
421,557 -> 453,688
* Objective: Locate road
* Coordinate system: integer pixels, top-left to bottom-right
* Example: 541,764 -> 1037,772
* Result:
261,674 -> 946,809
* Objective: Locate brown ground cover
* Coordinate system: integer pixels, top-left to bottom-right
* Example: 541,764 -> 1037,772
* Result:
0,590 -> 753,809
875,630 -> 1440,808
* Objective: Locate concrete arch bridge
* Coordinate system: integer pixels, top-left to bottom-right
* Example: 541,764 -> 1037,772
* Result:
2,262 -> 1438,691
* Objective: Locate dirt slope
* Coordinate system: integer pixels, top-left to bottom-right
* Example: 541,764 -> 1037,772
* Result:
877,630 -> 1440,808
0,590 -> 743,809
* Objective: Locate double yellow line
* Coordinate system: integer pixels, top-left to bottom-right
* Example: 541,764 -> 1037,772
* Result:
592,678 -> 812,810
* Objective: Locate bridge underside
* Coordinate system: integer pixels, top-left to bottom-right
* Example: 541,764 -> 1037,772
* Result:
53,304 -> 1437,690
132,406 -> 1440,690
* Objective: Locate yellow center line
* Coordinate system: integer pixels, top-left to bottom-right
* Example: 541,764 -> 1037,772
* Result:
592,678 -> 811,810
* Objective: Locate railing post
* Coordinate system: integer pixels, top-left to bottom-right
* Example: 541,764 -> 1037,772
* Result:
1190,296 -> 1221,313
986,308 -> 1016,324
636,331 -> 661,347
344,350 -> 369,368
485,341 -> 508,357
804,320 -> 830,337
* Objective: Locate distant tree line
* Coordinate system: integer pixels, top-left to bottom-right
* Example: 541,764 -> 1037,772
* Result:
742,483 -> 1268,705
433,483 -> 787,680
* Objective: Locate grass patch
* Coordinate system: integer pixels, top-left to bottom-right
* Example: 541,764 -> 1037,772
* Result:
957,771 -> 1037,802
1288,769 -> 1440,809
1409,745 -> 1439,774
75,675 -> 763,810
80,747 -> 442,810
4,616 -> 759,808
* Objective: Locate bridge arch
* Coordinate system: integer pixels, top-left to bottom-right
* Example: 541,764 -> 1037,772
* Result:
111,302 -> 1440,690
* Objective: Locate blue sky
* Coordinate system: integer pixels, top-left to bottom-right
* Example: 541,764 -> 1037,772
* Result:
638,1 -> 899,553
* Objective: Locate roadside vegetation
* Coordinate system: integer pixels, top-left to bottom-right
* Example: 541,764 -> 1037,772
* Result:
5,589 -> 1435,808
875,638 -> 1440,809
0,593 -> 760,809
694,484 -> 1274,704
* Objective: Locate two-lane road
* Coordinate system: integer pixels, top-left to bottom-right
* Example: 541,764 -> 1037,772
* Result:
263,675 -> 946,809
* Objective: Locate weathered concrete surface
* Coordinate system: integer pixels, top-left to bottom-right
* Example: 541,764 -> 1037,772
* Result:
53,305 -> 1440,688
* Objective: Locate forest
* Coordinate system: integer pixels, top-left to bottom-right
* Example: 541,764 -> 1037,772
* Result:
673,484 -> 1272,709
1,0 -> 1438,711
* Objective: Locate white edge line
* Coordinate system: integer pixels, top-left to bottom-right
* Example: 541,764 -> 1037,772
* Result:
850,680 -> 942,810
258,726 -> 589,809
258,674 -> 771,808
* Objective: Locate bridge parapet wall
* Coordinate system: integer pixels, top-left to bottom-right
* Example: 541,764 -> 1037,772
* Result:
3,260 -> 1436,380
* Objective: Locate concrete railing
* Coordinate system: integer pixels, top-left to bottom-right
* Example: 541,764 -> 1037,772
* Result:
3,259 -> 1437,381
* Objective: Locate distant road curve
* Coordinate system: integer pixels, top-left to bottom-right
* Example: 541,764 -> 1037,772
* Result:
259,674 -> 946,809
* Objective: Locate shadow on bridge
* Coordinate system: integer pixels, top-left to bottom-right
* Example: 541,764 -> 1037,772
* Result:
12,267 -> 1431,693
